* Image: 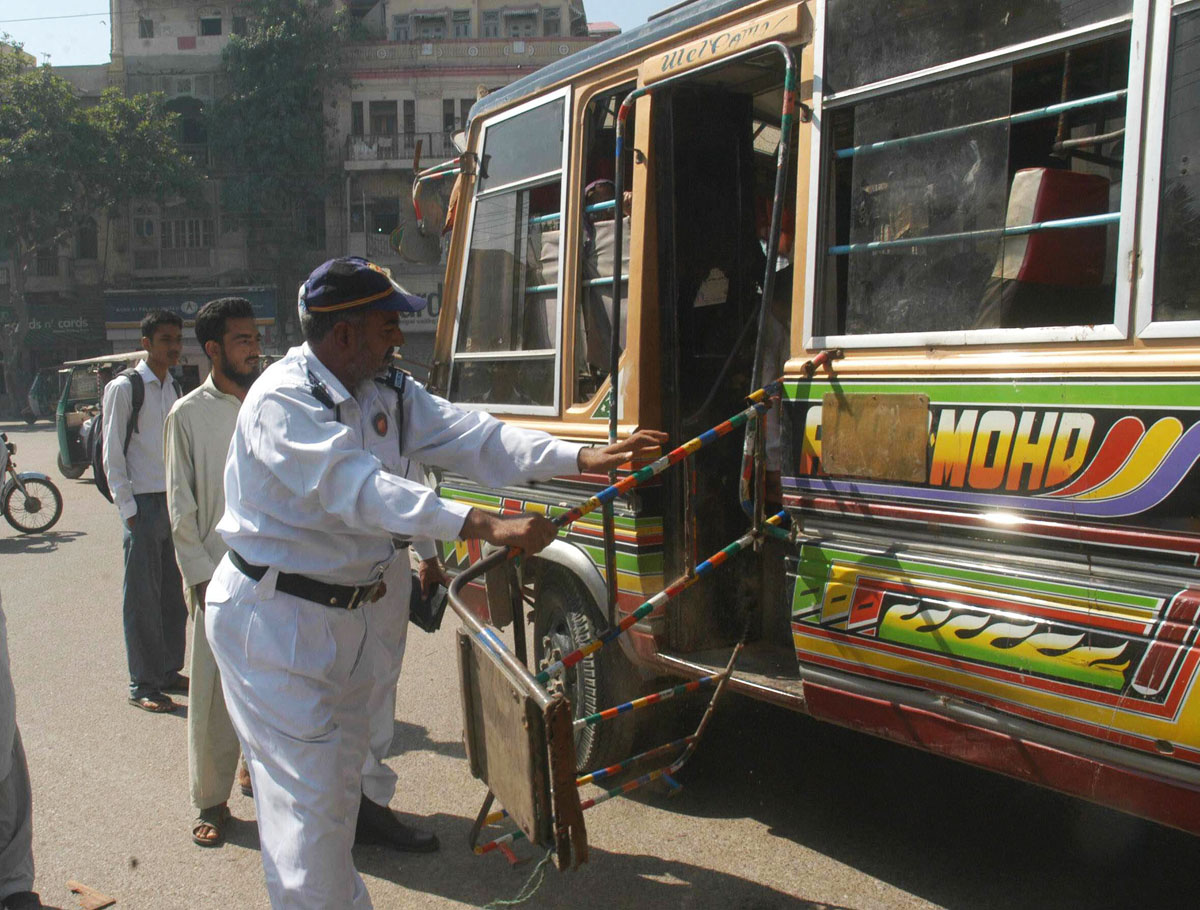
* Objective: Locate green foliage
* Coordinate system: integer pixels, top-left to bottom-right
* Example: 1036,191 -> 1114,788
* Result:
0,50 -> 201,253
0,42 -> 200,405
211,0 -> 348,232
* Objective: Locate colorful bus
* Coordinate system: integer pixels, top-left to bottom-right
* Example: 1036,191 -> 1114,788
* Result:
426,0 -> 1200,835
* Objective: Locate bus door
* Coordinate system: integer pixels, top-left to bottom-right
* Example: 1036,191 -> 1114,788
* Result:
651,53 -> 797,654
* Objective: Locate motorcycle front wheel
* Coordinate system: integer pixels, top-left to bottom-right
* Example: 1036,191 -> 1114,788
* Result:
2,477 -> 63,534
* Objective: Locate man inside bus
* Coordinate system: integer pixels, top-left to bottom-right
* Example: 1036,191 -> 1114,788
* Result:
204,256 -> 667,907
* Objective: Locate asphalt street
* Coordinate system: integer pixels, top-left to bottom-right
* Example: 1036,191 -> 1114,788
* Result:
1,420 -> 1197,910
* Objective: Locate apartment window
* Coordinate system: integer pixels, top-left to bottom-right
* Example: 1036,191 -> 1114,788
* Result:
460,98 -> 473,129
508,14 -> 537,38
303,200 -> 326,250
77,219 -> 98,261
443,99 -> 457,134
199,17 -> 222,37
453,10 -> 471,38
417,17 -> 447,40
232,16 -> 247,36
161,218 -> 215,250
138,17 -> 154,39
543,9 -> 560,37
403,100 -> 415,141
393,15 -> 410,41
351,101 -> 364,137
369,100 -> 397,136
483,11 -> 499,38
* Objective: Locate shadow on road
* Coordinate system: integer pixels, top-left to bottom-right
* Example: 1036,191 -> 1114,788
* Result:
356,816 -> 835,910
0,530 -> 85,554
632,694 -> 1200,909
386,720 -> 467,761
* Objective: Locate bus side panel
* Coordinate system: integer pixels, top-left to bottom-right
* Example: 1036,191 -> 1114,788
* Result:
437,474 -> 668,624
781,375 -> 1200,777
800,681 -> 1200,836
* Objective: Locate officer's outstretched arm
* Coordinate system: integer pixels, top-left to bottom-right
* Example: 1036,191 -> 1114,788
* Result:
576,429 -> 669,473
460,508 -> 557,555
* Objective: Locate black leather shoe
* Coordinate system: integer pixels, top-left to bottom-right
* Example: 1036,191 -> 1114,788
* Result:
3,891 -> 43,910
355,795 -> 439,853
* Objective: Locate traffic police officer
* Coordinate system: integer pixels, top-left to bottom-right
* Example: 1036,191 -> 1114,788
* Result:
205,257 -> 665,908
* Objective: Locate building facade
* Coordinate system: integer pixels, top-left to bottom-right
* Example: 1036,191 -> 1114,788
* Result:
2,1 -> 607,407
332,1 -> 601,365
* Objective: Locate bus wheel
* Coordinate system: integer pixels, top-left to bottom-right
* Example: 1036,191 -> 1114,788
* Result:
57,454 -> 87,480
533,570 -> 637,773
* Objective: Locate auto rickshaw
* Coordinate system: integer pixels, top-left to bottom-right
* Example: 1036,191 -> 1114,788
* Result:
21,368 -> 63,425
54,351 -> 146,480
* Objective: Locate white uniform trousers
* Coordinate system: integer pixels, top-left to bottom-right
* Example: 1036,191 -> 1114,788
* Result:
360,555 -> 412,807
206,555 -> 377,910
0,597 -> 35,903
187,585 -> 242,811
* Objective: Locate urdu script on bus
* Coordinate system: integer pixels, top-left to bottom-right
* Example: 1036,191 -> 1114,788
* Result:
645,6 -> 802,81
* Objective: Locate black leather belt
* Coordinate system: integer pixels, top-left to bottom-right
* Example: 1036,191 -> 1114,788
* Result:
228,549 -> 385,610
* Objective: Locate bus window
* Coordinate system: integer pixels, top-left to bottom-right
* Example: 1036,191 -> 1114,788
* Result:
575,87 -> 634,403
1149,5 -> 1200,323
449,93 -> 569,412
823,0 -> 1130,96
818,28 -> 1130,338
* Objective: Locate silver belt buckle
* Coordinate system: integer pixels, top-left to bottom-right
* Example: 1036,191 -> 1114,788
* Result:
350,579 -> 385,610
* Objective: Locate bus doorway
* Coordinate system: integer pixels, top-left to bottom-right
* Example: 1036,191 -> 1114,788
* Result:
654,74 -> 789,654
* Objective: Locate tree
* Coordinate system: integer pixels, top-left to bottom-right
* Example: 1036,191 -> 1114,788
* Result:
0,47 -> 200,410
211,0 -> 354,342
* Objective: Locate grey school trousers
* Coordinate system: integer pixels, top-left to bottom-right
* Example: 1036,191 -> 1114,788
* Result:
122,492 -> 188,698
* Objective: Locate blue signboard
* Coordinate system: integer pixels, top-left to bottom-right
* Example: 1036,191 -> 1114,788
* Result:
103,287 -> 277,327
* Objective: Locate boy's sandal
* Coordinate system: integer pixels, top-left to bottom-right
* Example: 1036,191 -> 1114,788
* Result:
128,694 -> 176,713
192,804 -> 230,848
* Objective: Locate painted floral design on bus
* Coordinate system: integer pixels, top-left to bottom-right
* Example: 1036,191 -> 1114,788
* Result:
790,546 -> 1200,765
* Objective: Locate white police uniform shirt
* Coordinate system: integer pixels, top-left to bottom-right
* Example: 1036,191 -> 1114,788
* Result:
358,374 -> 438,562
217,343 -> 583,585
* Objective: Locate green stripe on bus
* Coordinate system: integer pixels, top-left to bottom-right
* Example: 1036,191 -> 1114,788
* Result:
795,546 -> 1158,611
783,379 -> 1200,410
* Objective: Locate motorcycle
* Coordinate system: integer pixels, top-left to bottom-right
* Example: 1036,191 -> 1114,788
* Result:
1,432 -> 63,534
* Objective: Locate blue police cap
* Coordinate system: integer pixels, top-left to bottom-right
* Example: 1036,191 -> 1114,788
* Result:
299,257 -> 426,315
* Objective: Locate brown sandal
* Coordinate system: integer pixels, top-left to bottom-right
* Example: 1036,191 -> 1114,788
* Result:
128,693 -> 176,713
192,803 -> 230,847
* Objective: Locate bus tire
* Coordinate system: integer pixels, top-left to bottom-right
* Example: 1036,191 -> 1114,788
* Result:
533,569 -> 638,773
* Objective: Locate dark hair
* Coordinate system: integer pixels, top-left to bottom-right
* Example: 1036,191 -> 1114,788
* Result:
140,309 -> 183,340
300,306 -> 364,343
195,297 -> 255,358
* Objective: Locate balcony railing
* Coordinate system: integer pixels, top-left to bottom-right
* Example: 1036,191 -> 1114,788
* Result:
180,143 -> 214,168
34,254 -> 60,278
343,36 -> 600,71
133,248 -> 214,271
345,132 -> 457,163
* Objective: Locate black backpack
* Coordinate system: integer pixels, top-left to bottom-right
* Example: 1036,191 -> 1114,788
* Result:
89,368 -> 181,502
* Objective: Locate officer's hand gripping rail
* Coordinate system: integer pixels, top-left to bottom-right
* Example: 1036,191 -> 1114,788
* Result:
447,381 -> 790,872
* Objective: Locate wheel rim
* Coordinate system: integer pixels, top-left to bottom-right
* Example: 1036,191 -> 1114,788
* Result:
538,611 -> 586,711
7,481 -> 58,532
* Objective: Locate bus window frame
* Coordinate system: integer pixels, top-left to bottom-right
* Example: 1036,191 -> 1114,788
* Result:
802,0 -> 1152,350
1135,0 -> 1200,339
564,76 -> 641,419
447,85 -> 573,417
